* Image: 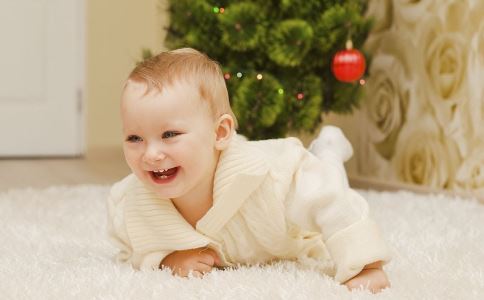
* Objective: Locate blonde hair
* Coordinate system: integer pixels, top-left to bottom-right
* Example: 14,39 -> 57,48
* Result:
128,48 -> 238,128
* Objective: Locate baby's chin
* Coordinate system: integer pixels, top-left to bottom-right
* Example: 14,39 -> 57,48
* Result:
135,174 -> 180,199
148,185 -> 181,200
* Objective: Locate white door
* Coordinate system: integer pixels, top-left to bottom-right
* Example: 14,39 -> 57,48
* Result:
0,0 -> 84,157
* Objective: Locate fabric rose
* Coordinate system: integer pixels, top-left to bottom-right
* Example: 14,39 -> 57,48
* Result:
392,115 -> 461,188
467,21 -> 484,141
364,0 -> 393,52
392,0 -> 437,30
353,115 -> 396,179
446,18 -> 482,157
454,141 -> 484,194
454,140 -> 484,194
445,102 -> 475,157
366,0 -> 392,33
363,32 -> 414,160
417,1 -> 471,129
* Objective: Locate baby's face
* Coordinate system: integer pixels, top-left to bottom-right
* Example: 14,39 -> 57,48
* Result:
121,80 -> 219,200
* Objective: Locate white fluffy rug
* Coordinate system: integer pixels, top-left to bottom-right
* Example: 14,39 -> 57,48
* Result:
1,185 -> 483,300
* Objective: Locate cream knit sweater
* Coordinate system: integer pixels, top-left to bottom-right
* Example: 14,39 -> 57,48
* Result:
107,134 -> 391,283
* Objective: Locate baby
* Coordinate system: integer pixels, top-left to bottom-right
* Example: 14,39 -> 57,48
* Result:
107,48 -> 392,293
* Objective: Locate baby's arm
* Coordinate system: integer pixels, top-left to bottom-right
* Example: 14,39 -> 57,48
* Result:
160,247 -> 221,278
106,182 -> 135,262
107,176 -> 172,269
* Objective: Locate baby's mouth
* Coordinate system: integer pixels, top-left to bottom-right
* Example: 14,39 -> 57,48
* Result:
150,167 -> 179,183
150,167 -> 178,179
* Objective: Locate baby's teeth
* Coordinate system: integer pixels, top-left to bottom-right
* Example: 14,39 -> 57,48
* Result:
153,171 -> 168,179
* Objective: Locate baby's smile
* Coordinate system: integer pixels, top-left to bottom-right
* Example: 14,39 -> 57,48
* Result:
149,166 -> 179,184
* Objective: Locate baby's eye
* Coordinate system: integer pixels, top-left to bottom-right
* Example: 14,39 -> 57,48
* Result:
126,135 -> 143,143
162,131 -> 180,139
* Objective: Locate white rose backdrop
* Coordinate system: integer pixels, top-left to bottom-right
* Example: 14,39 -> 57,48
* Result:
455,141 -> 484,194
392,115 -> 461,188
336,0 -> 484,194
468,21 -> 484,139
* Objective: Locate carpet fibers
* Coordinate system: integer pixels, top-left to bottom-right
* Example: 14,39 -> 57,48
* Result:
1,185 -> 483,299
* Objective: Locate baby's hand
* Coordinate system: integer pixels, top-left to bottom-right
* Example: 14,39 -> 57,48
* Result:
344,267 -> 390,293
160,247 -> 221,278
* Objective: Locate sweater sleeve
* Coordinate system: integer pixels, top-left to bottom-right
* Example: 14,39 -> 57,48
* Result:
106,176 -> 172,270
285,150 -> 391,283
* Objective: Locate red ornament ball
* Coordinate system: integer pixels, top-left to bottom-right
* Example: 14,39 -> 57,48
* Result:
332,41 -> 366,82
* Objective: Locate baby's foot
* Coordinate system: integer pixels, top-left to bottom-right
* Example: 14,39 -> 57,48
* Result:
309,126 -> 353,162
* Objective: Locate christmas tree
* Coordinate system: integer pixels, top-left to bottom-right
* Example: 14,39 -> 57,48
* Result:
163,0 -> 372,140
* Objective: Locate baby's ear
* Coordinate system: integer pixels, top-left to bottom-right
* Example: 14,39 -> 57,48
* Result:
214,114 -> 235,150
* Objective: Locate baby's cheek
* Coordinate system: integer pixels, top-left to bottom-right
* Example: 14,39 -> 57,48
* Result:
123,153 -> 141,174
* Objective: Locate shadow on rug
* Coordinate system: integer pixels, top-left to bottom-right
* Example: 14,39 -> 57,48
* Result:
0,186 -> 483,299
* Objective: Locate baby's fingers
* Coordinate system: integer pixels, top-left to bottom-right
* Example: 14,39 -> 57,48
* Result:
195,263 -> 213,275
189,270 -> 203,278
199,248 -> 222,266
183,263 -> 213,278
173,263 -> 211,278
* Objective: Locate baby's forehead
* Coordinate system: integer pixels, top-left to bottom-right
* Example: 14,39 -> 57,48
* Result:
123,78 -> 198,97
122,79 -> 212,113
125,79 -> 146,89
123,80 -> 148,96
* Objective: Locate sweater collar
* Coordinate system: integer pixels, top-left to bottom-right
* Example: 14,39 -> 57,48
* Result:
125,136 -> 270,242
196,136 -> 269,236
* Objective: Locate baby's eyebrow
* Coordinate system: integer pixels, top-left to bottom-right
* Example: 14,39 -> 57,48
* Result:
160,120 -> 187,128
122,127 -> 143,135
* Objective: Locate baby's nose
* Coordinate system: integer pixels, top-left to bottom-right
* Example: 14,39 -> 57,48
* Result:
143,147 -> 166,163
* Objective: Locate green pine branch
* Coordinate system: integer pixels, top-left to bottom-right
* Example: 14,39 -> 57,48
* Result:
163,0 -> 372,139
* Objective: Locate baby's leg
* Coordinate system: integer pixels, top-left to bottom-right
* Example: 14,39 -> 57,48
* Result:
308,126 -> 353,187
286,125 -> 356,233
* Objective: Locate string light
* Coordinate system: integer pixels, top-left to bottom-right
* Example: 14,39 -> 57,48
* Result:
236,72 -> 243,78
359,79 -> 366,85
277,88 -> 284,95
224,73 -> 231,80
213,7 -> 225,14
296,93 -> 304,100
256,74 -> 263,80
